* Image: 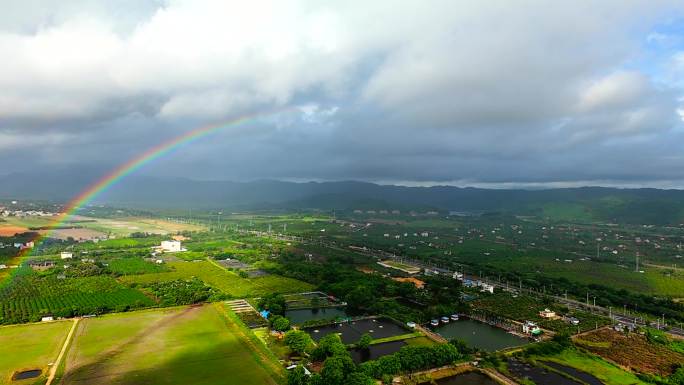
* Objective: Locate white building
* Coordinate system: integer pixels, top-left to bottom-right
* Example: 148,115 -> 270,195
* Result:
480,283 -> 495,294
60,252 -> 73,259
160,240 -> 183,252
522,321 -> 541,335
539,308 -> 557,319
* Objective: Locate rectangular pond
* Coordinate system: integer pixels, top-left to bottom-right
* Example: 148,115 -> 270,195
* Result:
542,361 -> 603,385
433,318 -> 528,352
431,372 -> 499,385
349,340 -> 407,363
507,359 -> 585,385
304,317 -> 408,344
284,307 -> 349,324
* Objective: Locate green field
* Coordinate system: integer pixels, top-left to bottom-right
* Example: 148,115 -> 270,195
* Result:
537,349 -> 648,385
0,271 -> 154,324
465,252 -> 684,298
108,258 -> 170,275
119,260 -> 312,298
0,320 -> 72,384
59,305 -> 281,385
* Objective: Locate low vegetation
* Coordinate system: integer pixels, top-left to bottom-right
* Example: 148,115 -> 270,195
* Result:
575,328 -> 684,377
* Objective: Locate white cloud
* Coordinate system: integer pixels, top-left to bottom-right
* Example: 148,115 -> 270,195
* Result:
1,0 -> 684,185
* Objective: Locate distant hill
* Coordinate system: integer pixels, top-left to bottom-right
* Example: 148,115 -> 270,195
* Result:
1,171 -> 684,224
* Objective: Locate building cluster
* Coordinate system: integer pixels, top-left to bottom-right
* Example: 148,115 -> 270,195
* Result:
353,209 -> 402,215
0,209 -> 56,217
351,209 -> 442,216
11,241 -> 34,250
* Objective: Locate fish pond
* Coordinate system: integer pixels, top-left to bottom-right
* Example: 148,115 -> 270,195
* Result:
427,371 -> 499,385
349,340 -> 407,363
284,307 -> 349,324
304,317 -> 408,344
507,359 -> 604,385
433,318 -> 528,351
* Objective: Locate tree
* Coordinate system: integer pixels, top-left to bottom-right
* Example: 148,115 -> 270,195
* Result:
376,354 -> 401,376
321,355 -> 356,385
311,333 -> 347,361
345,286 -> 376,312
287,365 -> 308,385
449,338 -> 474,355
346,372 -> 374,385
258,293 -> 287,315
285,330 -> 313,354
357,333 -> 372,350
270,315 -> 291,332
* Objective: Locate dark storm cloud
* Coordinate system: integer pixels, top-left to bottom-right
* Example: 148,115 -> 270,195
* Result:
1,0 -> 684,187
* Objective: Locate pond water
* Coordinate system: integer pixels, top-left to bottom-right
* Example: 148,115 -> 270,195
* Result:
13,369 -> 42,380
543,361 -> 603,385
284,307 -> 349,324
433,319 -> 528,352
349,340 -> 407,363
434,371 -> 499,385
305,318 -> 408,344
507,359 -> 582,385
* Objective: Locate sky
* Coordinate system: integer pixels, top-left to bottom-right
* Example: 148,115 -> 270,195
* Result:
2,0 -> 684,188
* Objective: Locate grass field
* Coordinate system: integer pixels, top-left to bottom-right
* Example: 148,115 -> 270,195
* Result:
476,253 -> 684,297
537,349 -> 648,385
0,320 -> 72,384
59,305 -> 280,385
119,260 -> 312,298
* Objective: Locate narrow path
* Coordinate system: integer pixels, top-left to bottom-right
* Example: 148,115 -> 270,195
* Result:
415,324 -> 447,343
207,257 -> 233,273
482,368 -> 520,385
46,318 -> 80,385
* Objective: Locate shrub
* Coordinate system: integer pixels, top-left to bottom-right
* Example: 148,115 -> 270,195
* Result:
270,315 -> 291,331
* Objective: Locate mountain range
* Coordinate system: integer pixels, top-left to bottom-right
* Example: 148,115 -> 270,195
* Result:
2,171 -> 684,224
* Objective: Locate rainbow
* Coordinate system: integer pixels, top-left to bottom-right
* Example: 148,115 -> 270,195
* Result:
19,109 -> 286,257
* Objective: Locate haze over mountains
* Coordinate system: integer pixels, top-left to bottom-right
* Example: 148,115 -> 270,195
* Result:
2,171 -> 684,224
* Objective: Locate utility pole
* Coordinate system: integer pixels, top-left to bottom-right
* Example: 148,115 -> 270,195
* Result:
596,242 -> 600,259
635,255 -> 639,272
